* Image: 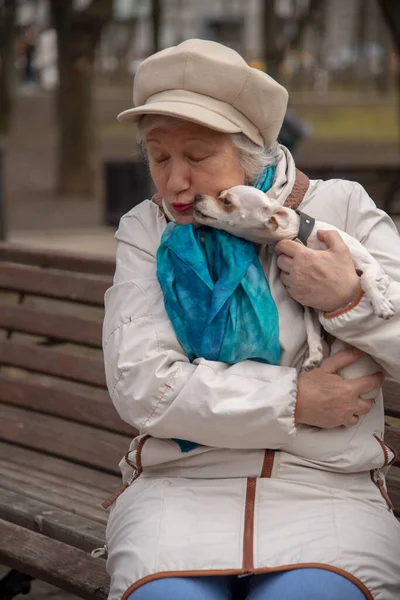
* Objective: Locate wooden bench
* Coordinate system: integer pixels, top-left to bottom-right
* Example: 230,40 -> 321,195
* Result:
0,242 -> 399,599
0,243 -> 134,599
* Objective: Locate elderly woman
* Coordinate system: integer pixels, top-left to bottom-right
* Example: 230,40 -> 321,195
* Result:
103,40 -> 400,600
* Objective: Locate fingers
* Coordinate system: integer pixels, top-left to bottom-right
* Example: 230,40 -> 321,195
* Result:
316,229 -> 343,249
275,239 -> 303,258
276,253 -> 293,273
343,375 -> 381,428
355,397 -> 374,416
320,348 -> 364,374
344,414 -> 360,428
349,371 -> 384,396
343,397 -> 373,428
280,272 -> 291,288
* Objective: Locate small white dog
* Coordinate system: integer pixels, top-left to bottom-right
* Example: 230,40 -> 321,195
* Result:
192,185 -> 394,396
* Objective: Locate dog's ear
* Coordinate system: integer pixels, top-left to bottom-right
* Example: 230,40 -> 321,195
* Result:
265,208 -> 290,230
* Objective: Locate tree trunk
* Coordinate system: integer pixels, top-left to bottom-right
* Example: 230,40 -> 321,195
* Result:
377,2 -> 400,129
354,0 -> 369,86
50,0 -> 113,197
0,0 -> 17,134
262,0 -> 284,82
377,0 -> 400,54
152,0 -> 162,53
262,0 -> 322,83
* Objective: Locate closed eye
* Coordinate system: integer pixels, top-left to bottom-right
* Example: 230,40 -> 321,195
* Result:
187,155 -> 210,163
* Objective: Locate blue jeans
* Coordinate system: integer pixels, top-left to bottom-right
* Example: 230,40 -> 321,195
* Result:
126,568 -> 367,599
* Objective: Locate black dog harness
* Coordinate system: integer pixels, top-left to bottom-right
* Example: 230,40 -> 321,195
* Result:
293,210 -> 315,246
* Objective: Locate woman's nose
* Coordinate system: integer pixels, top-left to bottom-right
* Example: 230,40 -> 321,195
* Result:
166,160 -> 190,194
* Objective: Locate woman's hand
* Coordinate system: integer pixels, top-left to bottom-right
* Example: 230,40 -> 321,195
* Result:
275,230 -> 361,312
296,348 -> 383,429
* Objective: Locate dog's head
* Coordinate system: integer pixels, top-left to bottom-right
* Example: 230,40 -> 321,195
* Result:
193,185 -> 292,242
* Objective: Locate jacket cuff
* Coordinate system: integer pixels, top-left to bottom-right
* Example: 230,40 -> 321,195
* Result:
322,288 -> 364,320
319,276 -> 392,336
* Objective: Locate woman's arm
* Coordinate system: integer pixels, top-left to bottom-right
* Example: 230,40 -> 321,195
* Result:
103,203 -> 298,449
104,201 -> 379,443
276,183 -> 400,381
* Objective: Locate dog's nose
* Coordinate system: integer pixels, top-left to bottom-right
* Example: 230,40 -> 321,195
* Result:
194,194 -> 202,204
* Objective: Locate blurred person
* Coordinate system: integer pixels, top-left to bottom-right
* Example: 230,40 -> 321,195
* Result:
102,39 -> 400,600
19,26 -> 38,88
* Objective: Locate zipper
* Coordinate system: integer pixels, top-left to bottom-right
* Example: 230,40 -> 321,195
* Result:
241,453 -> 274,576
385,440 -> 398,465
102,434 -> 150,510
260,450 -> 275,477
370,469 -> 394,511
242,477 -> 256,574
102,468 -> 140,509
373,434 -> 397,467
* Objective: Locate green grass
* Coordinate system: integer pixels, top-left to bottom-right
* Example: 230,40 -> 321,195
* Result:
100,122 -> 139,138
295,104 -> 399,142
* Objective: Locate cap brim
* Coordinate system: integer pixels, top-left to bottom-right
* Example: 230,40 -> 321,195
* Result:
117,102 -> 242,135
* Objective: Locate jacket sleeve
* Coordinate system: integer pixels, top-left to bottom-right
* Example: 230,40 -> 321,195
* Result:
103,201 -> 297,450
319,183 -> 400,381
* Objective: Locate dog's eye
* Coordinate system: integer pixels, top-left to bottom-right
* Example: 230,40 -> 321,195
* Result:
222,197 -> 232,206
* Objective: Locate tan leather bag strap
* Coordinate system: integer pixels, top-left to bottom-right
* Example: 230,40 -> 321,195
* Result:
283,169 -> 310,210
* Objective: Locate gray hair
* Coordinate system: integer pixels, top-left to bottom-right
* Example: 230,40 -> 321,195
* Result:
136,115 -> 279,185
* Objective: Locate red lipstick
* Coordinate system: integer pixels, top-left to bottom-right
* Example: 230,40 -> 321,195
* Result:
172,203 -> 194,213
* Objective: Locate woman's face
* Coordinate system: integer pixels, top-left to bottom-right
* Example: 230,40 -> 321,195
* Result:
146,122 -> 246,225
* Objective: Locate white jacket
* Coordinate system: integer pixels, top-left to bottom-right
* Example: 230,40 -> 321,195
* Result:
103,148 -> 400,600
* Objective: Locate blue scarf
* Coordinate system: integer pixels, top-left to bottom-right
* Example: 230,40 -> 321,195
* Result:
156,166 -> 279,452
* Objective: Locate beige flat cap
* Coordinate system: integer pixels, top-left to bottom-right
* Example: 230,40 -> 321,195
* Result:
117,39 -> 288,148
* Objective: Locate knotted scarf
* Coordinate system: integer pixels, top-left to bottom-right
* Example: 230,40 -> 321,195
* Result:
156,165 -> 279,452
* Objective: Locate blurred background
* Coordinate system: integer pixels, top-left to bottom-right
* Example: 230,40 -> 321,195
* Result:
1,0 -> 400,259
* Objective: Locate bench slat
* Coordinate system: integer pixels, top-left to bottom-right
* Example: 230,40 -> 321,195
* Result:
0,519 -> 109,600
0,461 -> 108,521
0,263 -> 111,306
0,404 -> 129,475
0,242 -> 115,276
0,442 -> 120,493
0,374 -> 134,435
0,456 -> 109,501
0,306 -> 103,348
0,487 -> 105,553
383,378 -> 400,419
0,340 -> 106,387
